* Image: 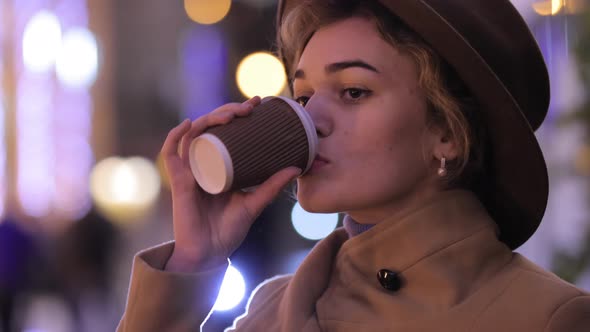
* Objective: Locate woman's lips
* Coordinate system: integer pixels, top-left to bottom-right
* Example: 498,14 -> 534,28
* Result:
309,155 -> 330,172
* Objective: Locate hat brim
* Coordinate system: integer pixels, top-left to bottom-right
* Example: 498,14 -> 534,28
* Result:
277,0 -> 549,249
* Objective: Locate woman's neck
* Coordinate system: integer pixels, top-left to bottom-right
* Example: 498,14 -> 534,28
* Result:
346,185 -> 441,225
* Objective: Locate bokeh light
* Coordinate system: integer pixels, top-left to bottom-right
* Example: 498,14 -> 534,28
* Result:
22,10 -> 62,73
0,97 -> 5,219
56,27 -> 99,88
0,4 -> 3,219
52,83 -> 94,221
54,0 -> 89,28
18,294 -> 75,332
236,52 -> 287,98
89,157 -> 161,224
16,74 -> 55,218
181,26 -> 226,119
184,0 -> 231,25
533,0 -> 563,16
291,202 -> 339,240
214,265 -> 246,311
53,135 -> 93,220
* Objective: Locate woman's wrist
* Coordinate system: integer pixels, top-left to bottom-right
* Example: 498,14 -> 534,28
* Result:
165,249 -> 227,273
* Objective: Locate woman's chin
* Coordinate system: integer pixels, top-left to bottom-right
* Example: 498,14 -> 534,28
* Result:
296,180 -> 345,213
296,194 -> 340,214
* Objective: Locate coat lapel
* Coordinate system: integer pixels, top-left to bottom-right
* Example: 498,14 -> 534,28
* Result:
278,228 -> 349,331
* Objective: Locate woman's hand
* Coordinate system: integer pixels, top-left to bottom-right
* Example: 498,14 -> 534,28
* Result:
162,96 -> 301,273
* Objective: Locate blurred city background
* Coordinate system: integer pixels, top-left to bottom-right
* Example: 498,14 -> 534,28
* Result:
0,0 -> 589,331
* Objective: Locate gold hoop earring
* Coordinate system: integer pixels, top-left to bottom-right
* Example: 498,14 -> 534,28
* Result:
437,157 -> 447,177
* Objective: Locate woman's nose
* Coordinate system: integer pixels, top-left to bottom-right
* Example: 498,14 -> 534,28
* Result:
304,95 -> 332,138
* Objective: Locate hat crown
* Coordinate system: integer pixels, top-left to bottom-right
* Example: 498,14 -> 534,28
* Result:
415,0 -> 549,130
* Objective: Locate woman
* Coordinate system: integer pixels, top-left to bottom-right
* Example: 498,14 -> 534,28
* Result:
118,0 -> 590,331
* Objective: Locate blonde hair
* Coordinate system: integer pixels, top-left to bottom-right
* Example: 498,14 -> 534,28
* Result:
277,0 -> 486,188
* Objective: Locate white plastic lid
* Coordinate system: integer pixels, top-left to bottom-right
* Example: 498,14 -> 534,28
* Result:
189,133 -> 234,194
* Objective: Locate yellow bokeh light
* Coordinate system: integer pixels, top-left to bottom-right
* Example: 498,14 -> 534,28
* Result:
89,156 -> 161,225
110,162 -> 138,203
533,0 -> 563,16
184,0 -> 231,25
236,52 -> 287,99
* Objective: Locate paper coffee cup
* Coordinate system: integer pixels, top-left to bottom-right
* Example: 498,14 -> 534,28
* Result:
189,96 -> 318,194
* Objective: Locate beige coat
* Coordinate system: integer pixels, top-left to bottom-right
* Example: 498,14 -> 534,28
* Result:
117,190 -> 590,331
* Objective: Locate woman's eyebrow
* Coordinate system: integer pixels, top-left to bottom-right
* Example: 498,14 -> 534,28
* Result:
326,60 -> 380,74
293,60 -> 380,81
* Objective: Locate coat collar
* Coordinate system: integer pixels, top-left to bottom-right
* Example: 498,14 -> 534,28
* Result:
278,189 -> 512,329
336,189 -> 500,279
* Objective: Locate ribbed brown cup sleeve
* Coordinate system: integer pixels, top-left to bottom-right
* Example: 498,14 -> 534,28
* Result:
206,98 -> 310,191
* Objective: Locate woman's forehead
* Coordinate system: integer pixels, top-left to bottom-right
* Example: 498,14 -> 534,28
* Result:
296,17 -> 414,80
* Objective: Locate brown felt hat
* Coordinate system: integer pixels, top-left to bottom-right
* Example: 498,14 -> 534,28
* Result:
276,0 -> 550,249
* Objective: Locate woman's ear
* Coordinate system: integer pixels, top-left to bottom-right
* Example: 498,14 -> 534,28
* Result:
433,131 -> 459,161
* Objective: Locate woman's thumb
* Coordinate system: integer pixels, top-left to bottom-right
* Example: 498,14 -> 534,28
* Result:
243,167 -> 301,215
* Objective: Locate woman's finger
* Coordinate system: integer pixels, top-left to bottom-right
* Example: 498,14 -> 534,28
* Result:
190,100 -> 259,138
210,97 -> 259,118
242,167 -> 301,220
190,107 -> 239,136
242,96 -> 261,108
210,102 -> 251,116
179,112 -> 237,166
179,131 -> 191,163
162,119 -> 191,159
179,99 -> 261,163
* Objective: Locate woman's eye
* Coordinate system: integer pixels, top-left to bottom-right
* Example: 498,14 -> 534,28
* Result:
295,96 -> 309,106
342,88 -> 371,102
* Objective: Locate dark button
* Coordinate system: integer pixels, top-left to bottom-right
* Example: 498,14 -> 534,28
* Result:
377,269 -> 403,292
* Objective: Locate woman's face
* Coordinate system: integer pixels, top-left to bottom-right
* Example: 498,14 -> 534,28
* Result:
294,16 -> 449,223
